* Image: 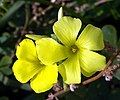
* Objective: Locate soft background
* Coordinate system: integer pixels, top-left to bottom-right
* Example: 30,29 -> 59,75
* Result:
0,0 -> 120,100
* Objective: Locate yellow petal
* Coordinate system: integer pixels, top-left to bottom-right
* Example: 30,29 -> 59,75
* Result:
36,38 -> 68,65
16,39 -> 38,62
53,16 -> 82,46
76,24 -> 104,50
30,64 -> 58,93
79,48 -> 106,77
12,60 -> 43,83
81,69 -> 96,77
59,55 -> 81,84
26,34 -> 47,40
58,64 -> 66,82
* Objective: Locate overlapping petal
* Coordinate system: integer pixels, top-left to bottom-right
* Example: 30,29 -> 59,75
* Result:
16,39 -> 38,62
30,64 -> 58,93
53,16 -> 82,46
58,64 -> 66,82
59,55 -> 81,84
12,60 -> 43,83
76,24 -> 104,50
78,48 -> 106,77
36,38 -> 68,65
26,34 -> 47,40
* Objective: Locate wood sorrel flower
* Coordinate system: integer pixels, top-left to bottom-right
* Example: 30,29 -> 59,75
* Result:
12,39 -> 58,93
36,16 -> 106,84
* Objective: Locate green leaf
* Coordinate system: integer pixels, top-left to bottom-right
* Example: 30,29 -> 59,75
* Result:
102,25 -> 117,46
117,38 -> 120,48
114,69 -> 120,80
0,72 -> 3,82
0,67 -> 12,75
0,56 -> 12,68
0,32 -> 10,43
110,9 -> 120,20
21,83 -> 31,91
0,47 -> 6,55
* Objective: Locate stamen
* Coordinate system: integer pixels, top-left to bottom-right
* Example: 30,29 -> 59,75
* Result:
72,48 -> 77,53
71,45 -> 78,53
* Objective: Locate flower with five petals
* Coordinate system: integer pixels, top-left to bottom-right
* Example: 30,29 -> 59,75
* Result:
35,16 -> 106,84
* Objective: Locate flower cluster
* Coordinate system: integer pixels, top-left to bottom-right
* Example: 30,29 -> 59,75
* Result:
12,7 -> 106,93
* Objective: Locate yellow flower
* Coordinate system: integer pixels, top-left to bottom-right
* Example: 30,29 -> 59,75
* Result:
12,39 -> 58,93
35,16 -> 106,84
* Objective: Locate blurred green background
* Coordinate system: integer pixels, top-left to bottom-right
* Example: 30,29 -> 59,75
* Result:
0,0 -> 120,100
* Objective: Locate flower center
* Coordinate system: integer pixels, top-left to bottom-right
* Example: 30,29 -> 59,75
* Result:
71,45 -> 78,53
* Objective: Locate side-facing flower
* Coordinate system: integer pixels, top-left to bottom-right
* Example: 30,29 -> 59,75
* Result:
12,39 -> 58,93
36,16 -> 106,84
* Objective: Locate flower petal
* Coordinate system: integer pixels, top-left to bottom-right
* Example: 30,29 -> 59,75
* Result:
59,55 -> 81,84
53,16 -> 82,46
79,48 -> 106,77
16,39 -> 38,62
12,60 -> 43,83
76,24 -> 104,50
58,7 -> 63,20
30,64 -> 58,93
58,64 -> 66,82
81,69 -> 96,77
26,34 -> 47,40
36,38 -> 68,65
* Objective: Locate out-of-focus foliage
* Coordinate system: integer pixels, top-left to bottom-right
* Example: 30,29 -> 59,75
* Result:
0,0 -> 120,100
102,25 -> 117,47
